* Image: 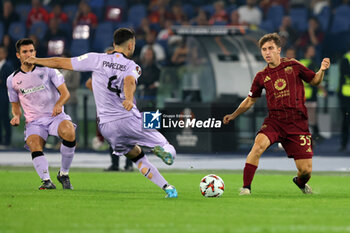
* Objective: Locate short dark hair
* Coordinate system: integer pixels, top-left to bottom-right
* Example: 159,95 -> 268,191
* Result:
15,38 -> 35,52
259,33 -> 281,48
113,28 -> 135,46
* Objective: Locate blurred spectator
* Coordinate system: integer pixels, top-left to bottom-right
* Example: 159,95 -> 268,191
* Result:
44,17 -> 69,55
136,18 -> 152,42
285,47 -> 296,59
259,0 -> 289,14
140,32 -> 166,64
48,4 -> 69,24
60,51 -> 81,125
26,0 -> 49,29
190,9 -> 209,26
300,45 -> 326,142
311,0 -> 330,15
228,10 -> 245,26
138,47 -> 160,110
148,1 -> 172,25
0,0 -> 20,34
209,1 -> 229,25
171,38 -> 188,66
338,45 -> 350,151
157,19 -> 182,47
29,34 -> 46,58
148,0 -> 169,12
1,34 -> 18,68
157,19 -> 174,40
0,46 -> 13,147
278,16 -> 299,48
73,0 -> 98,29
290,0 -> 311,8
169,2 -> 187,25
237,0 -> 262,28
296,17 -> 324,61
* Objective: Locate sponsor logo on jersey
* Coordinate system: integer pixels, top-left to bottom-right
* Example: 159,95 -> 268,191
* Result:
136,66 -> 141,75
264,76 -> 271,82
143,110 -> 161,129
20,84 -> 45,95
274,78 -> 287,91
284,66 -> 293,74
102,61 -> 126,71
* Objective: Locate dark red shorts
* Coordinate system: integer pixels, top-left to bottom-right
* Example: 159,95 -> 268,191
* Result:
258,117 -> 313,160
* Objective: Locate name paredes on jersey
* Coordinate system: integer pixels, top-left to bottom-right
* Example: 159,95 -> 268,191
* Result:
162,118 -> 221,128
102,61 -> 126,71
20,84 -> 45,95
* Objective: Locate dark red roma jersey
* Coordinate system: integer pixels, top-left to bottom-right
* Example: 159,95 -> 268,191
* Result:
249,58 -> 316,121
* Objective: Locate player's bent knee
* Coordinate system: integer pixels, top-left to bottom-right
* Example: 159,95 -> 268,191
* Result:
303,167 -> 312,175
252,143 -> 267,155
130,150 -> 145,163
26,135 -> 44,152
59,128 -> 75,141
58,121 -> 76,141
299,166 -> 312,175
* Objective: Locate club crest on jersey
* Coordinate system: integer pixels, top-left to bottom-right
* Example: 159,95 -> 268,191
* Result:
143,110 -> 161,129
274,79 -> 287,91
284,66 -> 293,74
133,66 -> 142,76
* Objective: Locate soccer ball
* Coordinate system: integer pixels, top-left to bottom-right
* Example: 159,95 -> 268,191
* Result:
199,174 -> 225,197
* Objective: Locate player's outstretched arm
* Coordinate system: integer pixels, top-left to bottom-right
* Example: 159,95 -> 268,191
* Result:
223,96 -> 258,124
122,75 -> 136,111
310,58 -> 330,86
24,56 -> 73,71
10,102 -> 21,126
52,83 -> 71,116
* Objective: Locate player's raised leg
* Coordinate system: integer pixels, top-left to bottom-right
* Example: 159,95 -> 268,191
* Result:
293,158 -> 313,194
126,145 -> 177,198
152,143 -> 176,165
139,127 -> 176,165
240,133 -> 270,195
27,134 -> 56,190
57,120 -> 76,189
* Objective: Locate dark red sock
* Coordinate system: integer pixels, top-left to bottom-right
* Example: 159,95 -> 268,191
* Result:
243,163 -> 258,190
297,174 -> 311,189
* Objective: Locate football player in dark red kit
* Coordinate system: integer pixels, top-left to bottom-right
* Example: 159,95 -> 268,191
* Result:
223,33 -> 330,195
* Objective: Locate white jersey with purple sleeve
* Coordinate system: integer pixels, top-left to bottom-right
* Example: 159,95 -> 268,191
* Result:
6,66 -> 65,123
71,52 -> 142,124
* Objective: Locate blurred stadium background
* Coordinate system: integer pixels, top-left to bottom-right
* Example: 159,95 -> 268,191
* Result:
0,0 -> 350,156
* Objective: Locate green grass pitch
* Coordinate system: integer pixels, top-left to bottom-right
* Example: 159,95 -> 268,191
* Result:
1,168 -> 350,233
